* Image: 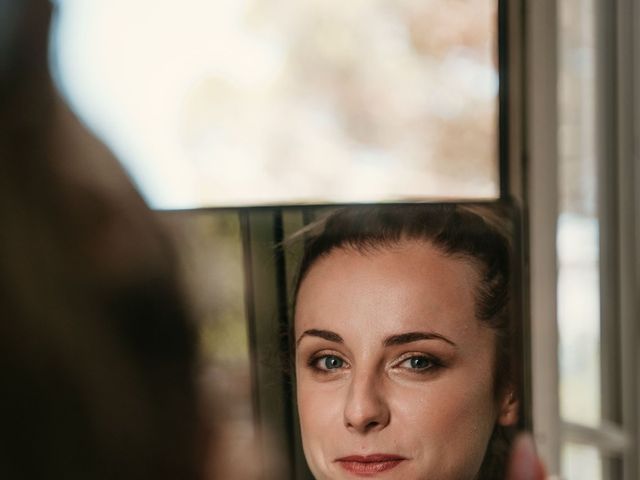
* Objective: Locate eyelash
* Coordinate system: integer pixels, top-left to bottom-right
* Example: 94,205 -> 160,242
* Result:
308,352 -> 349,374
307,353 -> 445,375
394,354 -> 445,374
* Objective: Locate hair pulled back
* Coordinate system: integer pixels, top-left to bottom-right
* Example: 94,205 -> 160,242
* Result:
294,204 -> 512,386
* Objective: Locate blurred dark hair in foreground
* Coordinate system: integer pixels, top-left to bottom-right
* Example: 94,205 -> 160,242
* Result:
0,2 -> 204,478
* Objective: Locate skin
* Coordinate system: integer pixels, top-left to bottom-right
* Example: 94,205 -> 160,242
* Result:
506,434 -> 547,480
295,241 -> 518,479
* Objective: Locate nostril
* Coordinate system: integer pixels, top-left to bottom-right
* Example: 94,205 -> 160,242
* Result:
364,421 -> 380,431
345,416 -> 385,433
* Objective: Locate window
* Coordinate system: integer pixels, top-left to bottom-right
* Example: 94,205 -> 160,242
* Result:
527,0 -> 639,478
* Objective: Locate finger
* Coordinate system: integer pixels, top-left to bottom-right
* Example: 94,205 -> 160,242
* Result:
506,433 -> 547,480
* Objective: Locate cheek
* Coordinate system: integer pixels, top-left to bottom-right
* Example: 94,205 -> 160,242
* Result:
395,379 -> 496,436
296,377 -> 347,479
296,376 -> 344,437
392,369 -> 499,476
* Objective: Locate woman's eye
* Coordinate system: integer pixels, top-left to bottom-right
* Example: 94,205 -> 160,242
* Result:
399,355 -> 440,372
313,355 -> 345,371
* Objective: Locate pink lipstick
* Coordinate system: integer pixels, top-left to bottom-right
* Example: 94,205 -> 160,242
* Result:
336,454 -> 406,476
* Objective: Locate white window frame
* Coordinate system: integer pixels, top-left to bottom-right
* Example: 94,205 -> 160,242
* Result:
521,0 -> 639,478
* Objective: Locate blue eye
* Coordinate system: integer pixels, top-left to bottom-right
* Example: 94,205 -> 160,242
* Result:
309,354 -> 346,372
400,355 -> 441,372
322,355 -> 344,370
409,356 -> 432,369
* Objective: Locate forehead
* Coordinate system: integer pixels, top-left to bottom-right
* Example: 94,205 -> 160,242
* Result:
295,241 -> 485,342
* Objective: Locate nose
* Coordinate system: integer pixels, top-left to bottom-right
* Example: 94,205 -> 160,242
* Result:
343,368 -> 390,434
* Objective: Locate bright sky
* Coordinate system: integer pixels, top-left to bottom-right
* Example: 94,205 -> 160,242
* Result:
51,0 -> 242,207
50,0 -> 499,209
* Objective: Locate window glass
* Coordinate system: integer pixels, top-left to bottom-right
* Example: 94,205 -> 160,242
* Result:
50,0 -> 498,208
561,443 -> 602,480
557,0 -> 601,427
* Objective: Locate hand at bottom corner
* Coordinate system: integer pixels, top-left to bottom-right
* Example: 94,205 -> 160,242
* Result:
505,433 -> 548,480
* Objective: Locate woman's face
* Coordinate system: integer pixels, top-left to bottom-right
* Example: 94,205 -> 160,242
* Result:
294,241 -> 516,479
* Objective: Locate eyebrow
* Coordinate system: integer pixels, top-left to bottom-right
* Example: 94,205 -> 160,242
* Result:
296,329 -> 457,348
296,329 -> 343,346
383,331 -> 457,348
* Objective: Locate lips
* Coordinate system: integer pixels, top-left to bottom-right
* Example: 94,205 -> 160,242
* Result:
336,454 -> 406,476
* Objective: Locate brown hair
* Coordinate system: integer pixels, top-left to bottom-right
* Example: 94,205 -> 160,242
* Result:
290,203 -> 516,479
0,2 -> 203,478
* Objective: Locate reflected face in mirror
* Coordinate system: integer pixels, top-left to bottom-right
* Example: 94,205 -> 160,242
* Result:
295,240 -> 517,479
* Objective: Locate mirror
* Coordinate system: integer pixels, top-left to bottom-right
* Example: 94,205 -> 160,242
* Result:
162,202 -> 526,480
